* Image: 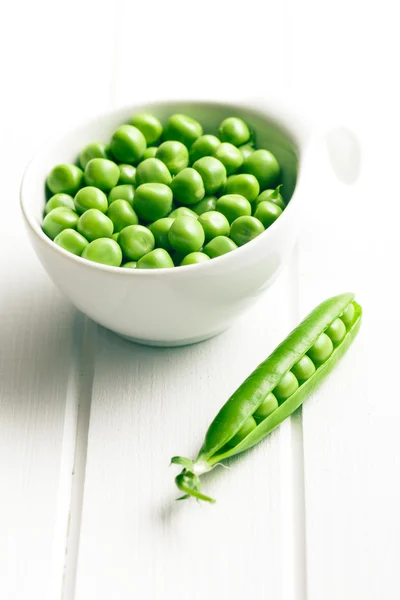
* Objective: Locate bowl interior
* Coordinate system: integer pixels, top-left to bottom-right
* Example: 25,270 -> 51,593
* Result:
22,101 -> 299,230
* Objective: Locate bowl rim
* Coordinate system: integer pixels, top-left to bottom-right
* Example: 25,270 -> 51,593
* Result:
20,99 -> 303,277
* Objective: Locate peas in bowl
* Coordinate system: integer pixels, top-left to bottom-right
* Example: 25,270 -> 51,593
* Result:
40,110 -> 289,269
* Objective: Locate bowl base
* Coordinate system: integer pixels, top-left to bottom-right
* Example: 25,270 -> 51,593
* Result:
117,327 -> 228,347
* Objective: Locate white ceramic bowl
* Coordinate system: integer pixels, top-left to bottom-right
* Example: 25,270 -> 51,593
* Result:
21,100 -> 359,346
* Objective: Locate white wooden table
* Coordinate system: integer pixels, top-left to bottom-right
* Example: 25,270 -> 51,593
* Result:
1,1 -> 399,598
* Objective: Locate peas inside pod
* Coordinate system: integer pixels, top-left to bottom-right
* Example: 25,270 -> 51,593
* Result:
43,112 -> 286,268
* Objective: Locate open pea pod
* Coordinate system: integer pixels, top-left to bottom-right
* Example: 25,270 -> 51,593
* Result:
172,293 -> 362,503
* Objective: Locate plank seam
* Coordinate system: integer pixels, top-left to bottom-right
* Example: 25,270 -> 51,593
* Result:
61,319 -> 96,600
279,245 -> 308,600
290,245 -> 308,600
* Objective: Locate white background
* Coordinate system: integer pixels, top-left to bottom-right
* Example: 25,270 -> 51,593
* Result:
0,1 -> 399,599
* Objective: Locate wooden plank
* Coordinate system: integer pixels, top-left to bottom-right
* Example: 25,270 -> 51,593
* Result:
75,268 -> 304,600
287,0 -> 400,597
0,2 -> 114,598
74,2 -> 309,597
298,139 -> 400,600
0,282 -> 81,600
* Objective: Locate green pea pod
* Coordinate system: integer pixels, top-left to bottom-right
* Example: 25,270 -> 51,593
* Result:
172,293 -> 362,503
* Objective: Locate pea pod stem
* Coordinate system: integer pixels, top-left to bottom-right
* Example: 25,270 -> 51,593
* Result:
172,293 -> 362,503
175,470 -> 216,503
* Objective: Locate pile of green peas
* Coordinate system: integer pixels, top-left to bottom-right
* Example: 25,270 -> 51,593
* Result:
42,112 -> 284,269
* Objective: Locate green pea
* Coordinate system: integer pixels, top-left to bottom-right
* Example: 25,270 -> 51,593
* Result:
218,117 -> 250,146
163,113 -> 203,147
203,236 -> 238,258
242,149 -> 281,190
256,185 -> 285,210
118,225 -> 155,261
135,158 -> 172,186
213,142 -> 243,175
192,156 -> 226,195
291,356 -> 316,382
215,194 -> 251,224
253,201 -> 282,229
225,174 -> 260,203
81,238 -> 122,267
84,158 -> 120,191
122,261 -> 137,269
79,142 -> 109,169
326,318 -> 347,344
149,217 -> 174,250
307,333 -> 334,364
253,393 -> 279,421
170,168 -> 205,205
180,252 -> 210,266
107,200 -> 138,232
274,371 -> 299,401
47,164 -> 83,195
156,141 -> 189,175
42,207 -> 79,240
239,144 -> 255,159
77,209 -> 114,242
341,303 -> 355,327
189,135 -> 221,164
130,113 -> 163,144
227,416 -> 257,447
198,211 -> 230,243
74,186 -> 108,214
45,194 -> 75,214
108,184 -> 135,206
169,207 -> 198,219
118,164 -> 136,185
192,196 -> 217,215
230,215 -> 264,246
133,183 -> 173,221
53,228 -> 88,256
168,216 -> 205,255
142,147 -> 158,160
111,232 -> 120,242
110,124 -> 147,164
137,248 -> 174,269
